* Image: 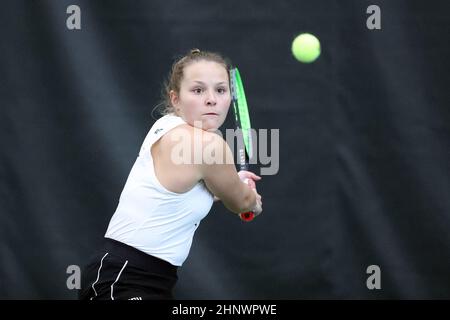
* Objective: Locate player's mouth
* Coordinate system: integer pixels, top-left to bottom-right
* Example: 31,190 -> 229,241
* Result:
203,113 -> 219,116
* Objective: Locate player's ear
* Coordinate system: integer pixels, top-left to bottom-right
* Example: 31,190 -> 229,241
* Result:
170,90 -> 179,107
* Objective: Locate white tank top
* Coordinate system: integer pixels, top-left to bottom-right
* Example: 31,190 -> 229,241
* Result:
105,114 -> 214,266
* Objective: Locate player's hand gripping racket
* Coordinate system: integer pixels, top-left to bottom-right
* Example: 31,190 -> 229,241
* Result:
230,68 -> 256,222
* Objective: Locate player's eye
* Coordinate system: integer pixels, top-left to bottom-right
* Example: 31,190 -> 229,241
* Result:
217,87 -> 227,94
192,88 -> 203,94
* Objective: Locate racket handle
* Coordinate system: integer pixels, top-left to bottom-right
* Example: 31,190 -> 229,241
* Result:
240,211 -> 255,222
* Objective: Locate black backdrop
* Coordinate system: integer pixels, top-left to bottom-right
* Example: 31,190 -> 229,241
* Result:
1,0 -> 449,299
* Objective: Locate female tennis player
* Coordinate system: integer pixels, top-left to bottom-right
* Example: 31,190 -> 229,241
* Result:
79,49 -> 263,300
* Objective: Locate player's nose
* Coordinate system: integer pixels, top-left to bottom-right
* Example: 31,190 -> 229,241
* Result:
205,90 -> 217,106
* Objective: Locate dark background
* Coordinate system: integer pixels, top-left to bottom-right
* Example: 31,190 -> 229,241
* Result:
1,0 -> 449,299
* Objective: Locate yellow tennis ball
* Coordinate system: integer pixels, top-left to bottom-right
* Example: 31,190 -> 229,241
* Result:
291,33 -> 321,63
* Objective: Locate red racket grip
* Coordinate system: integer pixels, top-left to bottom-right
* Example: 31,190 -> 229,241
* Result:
240,211 -> 255,222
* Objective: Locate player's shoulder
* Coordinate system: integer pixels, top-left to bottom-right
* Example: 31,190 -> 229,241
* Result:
165,123 -> 193,137
166,124 -> 225,145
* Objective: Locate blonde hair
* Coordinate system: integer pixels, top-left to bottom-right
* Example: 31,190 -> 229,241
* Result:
153,49 -> 232,117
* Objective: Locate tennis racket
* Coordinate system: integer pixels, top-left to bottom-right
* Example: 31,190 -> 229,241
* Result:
230,67 -> 256,222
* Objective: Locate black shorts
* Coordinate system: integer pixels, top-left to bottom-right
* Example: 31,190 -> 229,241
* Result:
79,238 -> 178,300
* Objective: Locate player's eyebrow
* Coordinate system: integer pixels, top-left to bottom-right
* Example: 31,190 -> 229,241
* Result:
192,80 -> 227,85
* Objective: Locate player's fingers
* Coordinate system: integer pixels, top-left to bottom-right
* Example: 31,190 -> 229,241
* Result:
243,178 -> 255,188
239,170 -> 259,179
250,172 -> 262,180
243,171 -> 261,180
